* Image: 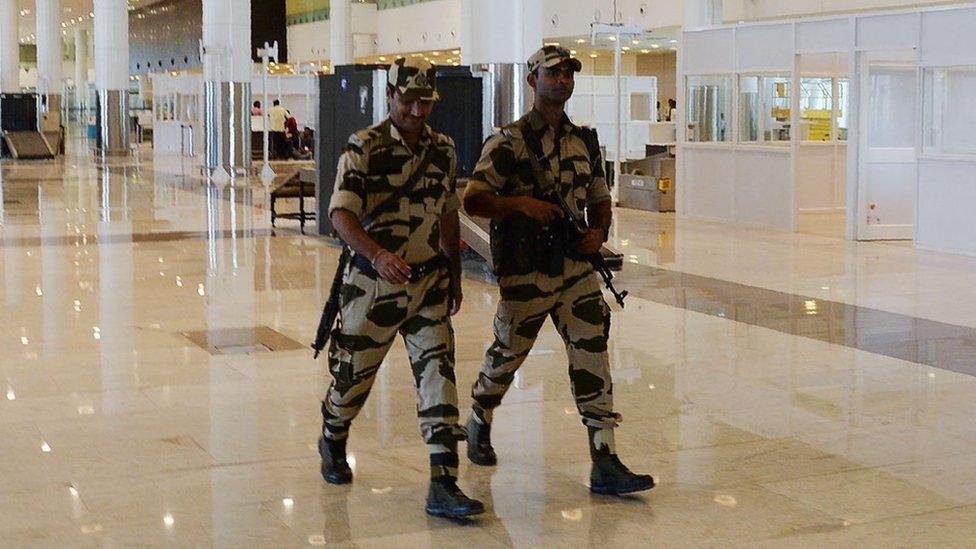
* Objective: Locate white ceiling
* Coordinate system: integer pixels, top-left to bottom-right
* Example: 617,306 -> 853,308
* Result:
15,0 -> 161,44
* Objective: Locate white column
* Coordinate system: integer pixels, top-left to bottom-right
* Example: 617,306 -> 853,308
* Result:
36,0 -> 63,95
94,0 -> 130,154
202,0 -> 252,173
329,0 -> 353,67
35,0 -> 64,133
684,0 -> 723,27
74,28 -> 89,111
462,0 -> 542,128
0,0 -> 18,93
461,0 -> 541,66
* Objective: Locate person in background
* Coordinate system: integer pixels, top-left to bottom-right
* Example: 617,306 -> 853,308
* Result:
285,114 -> 300,149
667,98 -> 677,122
252,100 -> 263,116
268,99 -> 289,159
299,127 -> 315,153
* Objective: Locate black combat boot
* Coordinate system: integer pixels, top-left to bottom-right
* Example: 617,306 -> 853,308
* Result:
587,427 -> 655,495
318,436 -> 353,485
426,443 -> 486,518
466,412 -> 497,466
425,476 -> 486,519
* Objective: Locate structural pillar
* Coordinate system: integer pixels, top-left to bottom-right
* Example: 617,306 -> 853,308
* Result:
35,0 -> 64,134
329,0 -> 353,68
94,0 -> 130,155
74,28 -> 89,113
0,0 -> 18,93
684,0 -> 723,27
202,0 -> 252,174
461,0 -> 542,128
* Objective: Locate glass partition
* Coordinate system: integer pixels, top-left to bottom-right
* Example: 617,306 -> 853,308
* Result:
924,67 -> 976,155
800,77 -> 832,141
739,76 -> 760,142
763,76 -> 792,143
836,78 -> 849,141
686,76 -> 732,143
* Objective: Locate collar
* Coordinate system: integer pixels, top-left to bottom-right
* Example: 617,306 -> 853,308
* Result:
385,117 -> 433,151
525,108 -> 576,140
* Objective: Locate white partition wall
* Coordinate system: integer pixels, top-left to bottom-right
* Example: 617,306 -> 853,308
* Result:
916,6 -> 976,256
679,22 -> 800,230
679,3 -> 976,255
566,75 -> 658,161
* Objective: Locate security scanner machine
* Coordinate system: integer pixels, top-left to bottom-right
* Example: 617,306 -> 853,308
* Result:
0,94 -> 56,160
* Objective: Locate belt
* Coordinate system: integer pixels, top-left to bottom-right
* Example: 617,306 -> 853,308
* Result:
351,253 -> 449,283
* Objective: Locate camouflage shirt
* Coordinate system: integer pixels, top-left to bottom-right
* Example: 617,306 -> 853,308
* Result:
464,109 -> 611,275
464,109 -> 611,218
329,117 -> 460,264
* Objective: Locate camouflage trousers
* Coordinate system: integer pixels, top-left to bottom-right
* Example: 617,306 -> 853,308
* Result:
322,262 -> 464,459
471,258 -> 619,431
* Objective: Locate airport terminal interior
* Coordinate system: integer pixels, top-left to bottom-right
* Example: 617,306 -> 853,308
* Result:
4,0 -> 976,546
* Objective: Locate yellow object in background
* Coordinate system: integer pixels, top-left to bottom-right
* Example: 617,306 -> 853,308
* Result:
658,178 -> 671,193
802,109 -> 832,141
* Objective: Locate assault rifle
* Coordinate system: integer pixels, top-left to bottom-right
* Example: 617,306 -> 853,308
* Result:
539,189 -> 628,308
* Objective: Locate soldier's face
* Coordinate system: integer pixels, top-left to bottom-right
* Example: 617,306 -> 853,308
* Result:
388,89 -> 435,135
530,62 -> 576,104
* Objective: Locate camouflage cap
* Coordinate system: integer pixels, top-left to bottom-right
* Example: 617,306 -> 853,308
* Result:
388,57 -> 440,101
527,45 -> 582,74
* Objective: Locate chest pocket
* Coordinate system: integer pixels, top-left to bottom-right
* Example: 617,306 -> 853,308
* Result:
411,162 -> 453,217
569,158 -> 594,212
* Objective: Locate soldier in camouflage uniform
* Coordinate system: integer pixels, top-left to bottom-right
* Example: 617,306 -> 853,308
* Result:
463,46 -> 655,495
320,57 -> 484,518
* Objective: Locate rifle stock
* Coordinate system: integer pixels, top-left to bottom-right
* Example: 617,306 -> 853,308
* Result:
312,249 -> 350,358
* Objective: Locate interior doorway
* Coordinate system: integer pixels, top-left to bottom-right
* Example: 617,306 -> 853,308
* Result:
795,53 -> 850,239
855,50 -> 919,241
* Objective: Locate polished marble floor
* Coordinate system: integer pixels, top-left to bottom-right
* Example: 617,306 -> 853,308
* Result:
4,136 -> 976,547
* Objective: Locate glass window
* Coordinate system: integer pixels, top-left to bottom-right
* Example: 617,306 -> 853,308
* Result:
867,67 -> 916,149
941,69 -> 976,154
836,78 -> 849,141
686,76 -> 732,143
763,76 -> 792,143
800,77 -> 832,141
738,76 -> 760,142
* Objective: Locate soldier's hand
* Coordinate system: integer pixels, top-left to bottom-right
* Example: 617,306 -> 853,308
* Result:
575,228 -> 605,255
516,197 -> 564,225
372,250 -> 412,285
449,284 -> 463,316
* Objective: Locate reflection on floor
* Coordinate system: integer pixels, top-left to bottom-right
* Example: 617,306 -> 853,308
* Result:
797,210 -> 846,239
5,136 -> 976,546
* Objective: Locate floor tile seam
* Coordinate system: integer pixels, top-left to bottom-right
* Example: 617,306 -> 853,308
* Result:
617,284 -> 974,379
164,453 -> 319,476
0,229 -> 276,249
758,481 -> 972,532
618,259 -> 973,328
757,463 -> 970,511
